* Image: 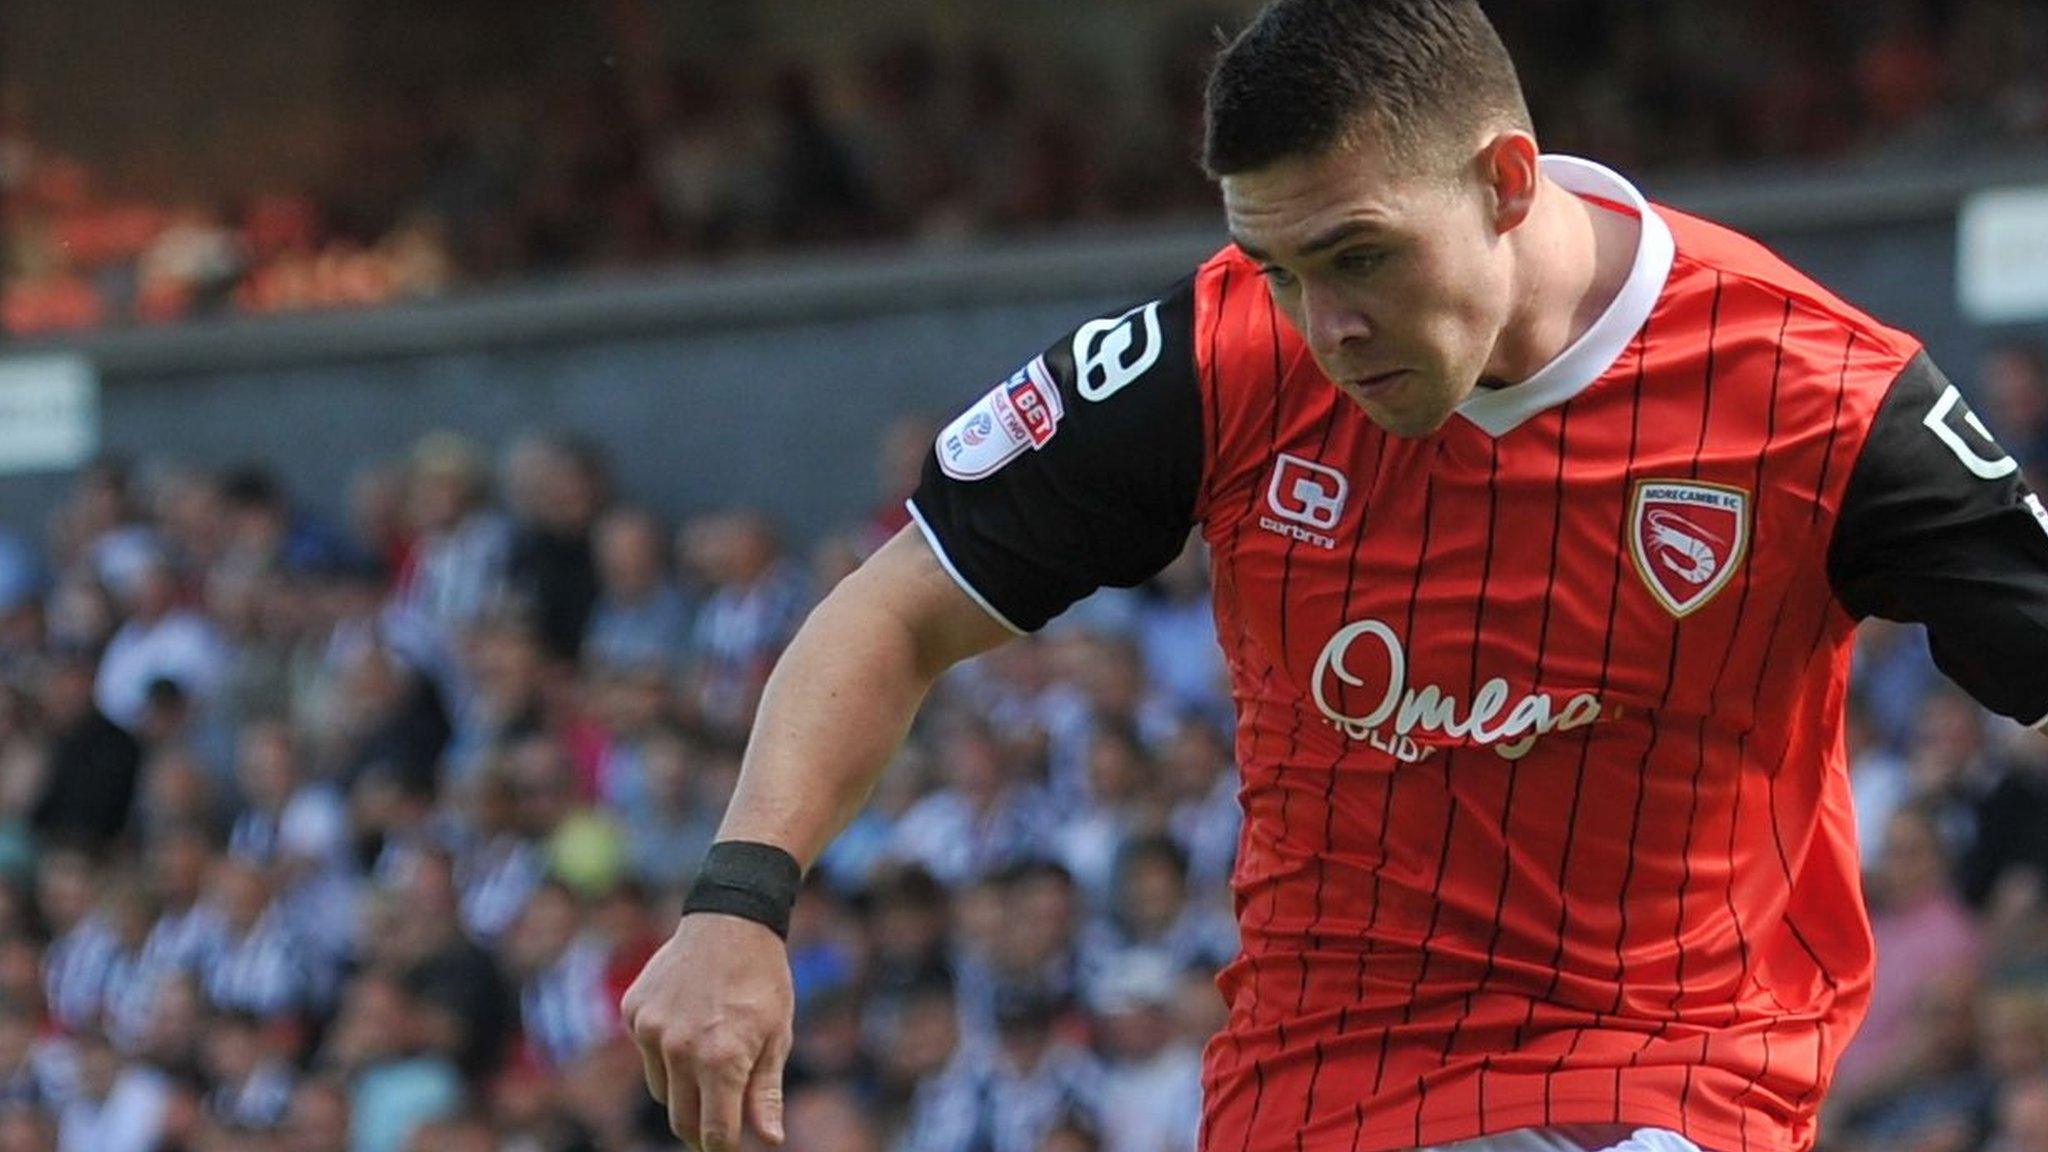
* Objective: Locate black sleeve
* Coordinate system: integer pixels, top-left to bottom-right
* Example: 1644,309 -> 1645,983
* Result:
908,278 -> 1203,633
1828,352 -> 2048,725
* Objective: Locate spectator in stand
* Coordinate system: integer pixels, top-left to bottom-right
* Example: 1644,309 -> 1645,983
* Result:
452,754 -> 547,946
127,826 -> 226,1047
876,977 -> 965,1141
587,654 -> 675,814
310,970 -> 463,1152
198,1009 -> 294,1133
226,720 -> 343,872
149,468 -> 230,580
443,613 -> 549,784
1089,950 -> 1202,1152
1042,633 -> 1177,809
198,856 -> 313,1022
92,554 -> 225,734
131,677 -> 201,761
222,720 -> 356,991
133,747 -> 231,846
1846,698 -> 1912,866
133,203 -> 241,323
1947,715 -> 2048,914
859,865 -> 954,1026
678,510 -> 811,743
326,641 -> 450,801
765,64 -> 874,245
583,507 -> 692,675
618,728 -> 718,893
506,880 -> 618,1071
388,433 -> 510,669
785,987 -> 876,1099
1085,836 -> 1235,989
133,973 -> 206,1079
385,846 -> 516,1082
37,846 -> 118,1035
95,885 -> 164,1053
1052,721 -> 1160,905
884,716 -> 1052,888
1834,805 -> 1984,1102
217,466 -> 359,581
46,461 -> 135,589
956,862 -> 1087,1042
53,1028 -> 168,1152
901,986 -> 1103,1152
502,434 -> 608,664
30,649 -> 140,852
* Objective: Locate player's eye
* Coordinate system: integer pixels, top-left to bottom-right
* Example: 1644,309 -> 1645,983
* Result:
1337,248 -> 1387,276
1259,265 -> 1297,290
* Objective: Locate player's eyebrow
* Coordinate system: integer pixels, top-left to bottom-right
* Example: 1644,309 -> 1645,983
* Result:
1233,219 -> 1389,265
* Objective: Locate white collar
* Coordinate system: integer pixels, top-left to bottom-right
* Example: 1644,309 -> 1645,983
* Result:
1455,154 -> 1675,437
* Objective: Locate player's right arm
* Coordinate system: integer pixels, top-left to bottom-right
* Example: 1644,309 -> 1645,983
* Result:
621,275 -> 1207,1152
620,525 -> 1012,1150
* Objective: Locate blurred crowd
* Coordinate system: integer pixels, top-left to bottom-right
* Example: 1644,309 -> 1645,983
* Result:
0,343 -> 2037,1151
0,414 -> 1241,1152
5,0 -> 2048,337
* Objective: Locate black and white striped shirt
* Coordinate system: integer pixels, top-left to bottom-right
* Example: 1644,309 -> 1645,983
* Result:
458,835 -> 546,943
42,917 -> 120,1033
102,905 -> 230,1051
141,905 -> 227,975
204,1061 -> 296,1130
896,1039 -> 1106,1152
520,933 -> 618,1069
200,910 -> 308,1018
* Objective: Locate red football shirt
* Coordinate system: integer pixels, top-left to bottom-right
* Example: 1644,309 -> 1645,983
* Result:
908,155 -> 2048,1152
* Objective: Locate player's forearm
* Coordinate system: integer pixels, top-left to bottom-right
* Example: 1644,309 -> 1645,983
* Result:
711,568 -> 952,869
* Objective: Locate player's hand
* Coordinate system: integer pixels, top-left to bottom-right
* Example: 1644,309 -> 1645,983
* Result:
620,912 -> 795,1150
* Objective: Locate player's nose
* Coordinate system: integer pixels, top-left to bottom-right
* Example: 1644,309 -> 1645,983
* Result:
1300,285 -> 1371,359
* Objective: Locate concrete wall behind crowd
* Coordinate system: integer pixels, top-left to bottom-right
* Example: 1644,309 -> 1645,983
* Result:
4,157 -> 2048,545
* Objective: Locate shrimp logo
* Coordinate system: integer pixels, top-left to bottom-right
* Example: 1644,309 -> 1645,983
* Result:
1630,480 -> 1749,617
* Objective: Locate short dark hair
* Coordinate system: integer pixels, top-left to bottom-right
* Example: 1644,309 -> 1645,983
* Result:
1115,834 -> 1189,883
220,464 -> 283,510
1203,0 -> 1532,177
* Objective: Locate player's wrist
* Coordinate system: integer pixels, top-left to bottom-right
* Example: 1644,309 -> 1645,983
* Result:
681,840 -> 804,940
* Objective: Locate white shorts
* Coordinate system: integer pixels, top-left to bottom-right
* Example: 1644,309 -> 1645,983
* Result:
1425,1126 -> 1707,1152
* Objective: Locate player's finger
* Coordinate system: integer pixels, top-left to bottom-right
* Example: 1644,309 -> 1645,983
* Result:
635,1035 -> 667,1105
746,1029 -> 793,1146
694,1038 -> 753,1152
664,1046 -> 704,1145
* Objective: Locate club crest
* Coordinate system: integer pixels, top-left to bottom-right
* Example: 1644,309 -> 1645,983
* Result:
1629,480 -> 1748,617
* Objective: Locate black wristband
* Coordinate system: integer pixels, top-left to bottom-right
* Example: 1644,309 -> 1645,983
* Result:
681,841 -> 803,939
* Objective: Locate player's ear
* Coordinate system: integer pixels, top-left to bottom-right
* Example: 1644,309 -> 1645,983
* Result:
1478,131 -> 1539,235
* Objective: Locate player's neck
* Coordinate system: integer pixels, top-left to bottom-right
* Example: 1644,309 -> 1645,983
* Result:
1484,178 -> 1638,388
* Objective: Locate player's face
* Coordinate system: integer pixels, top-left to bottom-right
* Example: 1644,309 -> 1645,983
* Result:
1222,134 -> 1522,437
